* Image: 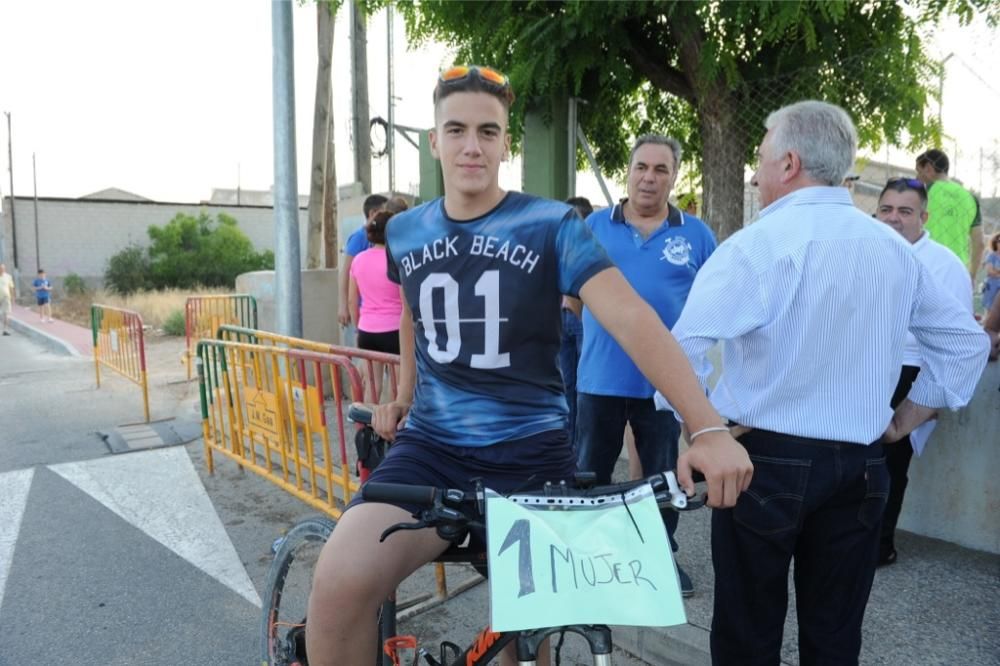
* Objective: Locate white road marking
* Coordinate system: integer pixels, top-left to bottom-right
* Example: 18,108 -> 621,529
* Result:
49,448 -> 261,607
0,468 -> 34,616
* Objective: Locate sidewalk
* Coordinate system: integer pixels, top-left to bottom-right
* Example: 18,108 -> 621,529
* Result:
16,315 -> 1000,665
7,303 -> 92,356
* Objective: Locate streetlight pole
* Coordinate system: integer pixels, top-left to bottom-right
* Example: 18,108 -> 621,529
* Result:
5,112 -> 17,269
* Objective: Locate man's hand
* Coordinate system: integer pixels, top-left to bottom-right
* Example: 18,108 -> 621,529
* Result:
337,304 -> 351,327
882,398 -> 937,443
677,431 -> 753,508
373,400 -> 410,442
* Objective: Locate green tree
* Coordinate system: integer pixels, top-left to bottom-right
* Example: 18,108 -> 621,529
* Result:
104,244 -> 151,295
392,0 -> 996,239
146,212 -> 273,289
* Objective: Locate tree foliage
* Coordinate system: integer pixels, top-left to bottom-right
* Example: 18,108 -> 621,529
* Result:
387,0 -> 996,238
106,213 -> 272,294
104,244 -> 151,296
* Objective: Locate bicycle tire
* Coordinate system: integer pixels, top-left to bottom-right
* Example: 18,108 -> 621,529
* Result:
260,516 -> 336,666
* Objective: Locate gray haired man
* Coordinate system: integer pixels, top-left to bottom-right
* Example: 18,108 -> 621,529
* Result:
659,101 -> 989,664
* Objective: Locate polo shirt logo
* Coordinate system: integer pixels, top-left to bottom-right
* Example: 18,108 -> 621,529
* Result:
662,236 -> 692,266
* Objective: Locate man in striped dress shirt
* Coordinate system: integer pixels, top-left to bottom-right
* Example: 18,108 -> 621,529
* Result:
661,100 -> 990,665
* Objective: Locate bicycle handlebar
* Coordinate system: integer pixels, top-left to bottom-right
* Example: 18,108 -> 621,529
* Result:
363,481 -> 440,507
362,470 -> 704,512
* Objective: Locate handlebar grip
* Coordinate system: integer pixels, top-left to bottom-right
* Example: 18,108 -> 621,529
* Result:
362,481 -> 438,507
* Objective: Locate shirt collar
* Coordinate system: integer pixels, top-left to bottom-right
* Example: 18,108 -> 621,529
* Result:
612,198 -> 684,227
757,186 -> 854,221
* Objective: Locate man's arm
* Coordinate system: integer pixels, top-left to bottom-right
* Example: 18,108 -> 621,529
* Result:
347,276 -> 360,331
338,254 -> 355,327
888,261 -> 990,440
969,227 -> 985,280
373,291 -> 415,441
579,267 -> 753,508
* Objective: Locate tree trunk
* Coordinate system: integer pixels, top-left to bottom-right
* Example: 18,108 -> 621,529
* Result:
323,85 -> 339,269
698,88 -> 749,241
351,0 -> 372,194
306,2 -> 335,269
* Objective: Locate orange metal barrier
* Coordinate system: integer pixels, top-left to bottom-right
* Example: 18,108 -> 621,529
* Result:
197,339 -> 366,518
184,295 -> 257,379
216,324 -> 399,403
91,304 -> 150,422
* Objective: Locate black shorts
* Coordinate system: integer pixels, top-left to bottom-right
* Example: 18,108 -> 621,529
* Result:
350,427 -> 576,516
36,297 -> 50,306
357,329 -> 400,355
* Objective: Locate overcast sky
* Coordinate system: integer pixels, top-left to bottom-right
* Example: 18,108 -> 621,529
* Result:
1,1 -> 997,206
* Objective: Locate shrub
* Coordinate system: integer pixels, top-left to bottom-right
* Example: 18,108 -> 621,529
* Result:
162,308 -> 187,336
63,273 -> 88,296
104,244 -> 151,295
147,212 -> 273,290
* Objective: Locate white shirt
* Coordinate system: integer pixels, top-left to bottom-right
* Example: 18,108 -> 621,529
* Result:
0,273 -> 13,302
903,232 -> 973,366
655,186 -> 989,445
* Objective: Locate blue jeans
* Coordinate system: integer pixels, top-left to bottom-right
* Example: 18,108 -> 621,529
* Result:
710,430 -> 889,666
575,392 -> 680,551
558,308 -> 584,449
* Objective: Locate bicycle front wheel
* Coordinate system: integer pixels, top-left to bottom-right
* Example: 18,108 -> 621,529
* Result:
260,516 -> 335,666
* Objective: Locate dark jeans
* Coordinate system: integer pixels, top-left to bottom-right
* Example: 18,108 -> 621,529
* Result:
880,365 -> 920,556
558,308 -> 584,449
575,392 -> 680,551
710,430 -> 889,666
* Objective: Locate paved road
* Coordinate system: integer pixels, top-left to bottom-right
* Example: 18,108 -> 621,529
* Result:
0,333 -> 286,664
0,332 -> 653,665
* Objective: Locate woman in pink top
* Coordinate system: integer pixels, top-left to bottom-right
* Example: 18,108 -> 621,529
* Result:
349,209 -> 402,401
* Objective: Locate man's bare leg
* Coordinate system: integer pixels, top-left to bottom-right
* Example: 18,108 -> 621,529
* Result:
306,502 -> 449,666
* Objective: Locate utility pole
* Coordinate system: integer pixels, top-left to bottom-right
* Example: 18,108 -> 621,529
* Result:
5,112 -> 17,269
271,0 -> 303,338
350,1 -> 372,194
386,4 -> 395,195
32,153 -> 40,271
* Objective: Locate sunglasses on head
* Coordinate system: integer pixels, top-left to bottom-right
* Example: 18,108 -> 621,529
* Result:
886,177 -> 926,191
438,65 -> 510,89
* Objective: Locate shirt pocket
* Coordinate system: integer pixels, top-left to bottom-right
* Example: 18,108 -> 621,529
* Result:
734,455 -> 811,536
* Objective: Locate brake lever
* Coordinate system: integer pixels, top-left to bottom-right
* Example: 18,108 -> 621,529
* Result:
379,520 -> 429,543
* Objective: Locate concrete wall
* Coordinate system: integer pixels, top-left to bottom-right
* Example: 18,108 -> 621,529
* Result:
898,360 -> 1000,554
236,269 -> 341,347
0,194 -> 368,293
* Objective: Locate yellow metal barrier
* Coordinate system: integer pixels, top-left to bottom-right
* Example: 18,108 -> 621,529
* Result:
184,295 -> 257,379
216,324 -> 399,403
200,333 -> 468,605
91,304 -> 150,422
197,339 -> 366,518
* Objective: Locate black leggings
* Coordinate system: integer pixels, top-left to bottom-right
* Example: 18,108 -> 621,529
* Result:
356,329 -> 400,355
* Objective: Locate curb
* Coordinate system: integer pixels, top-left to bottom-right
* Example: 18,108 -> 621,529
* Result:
614,624 -> 793,666
7,316 -> 82,357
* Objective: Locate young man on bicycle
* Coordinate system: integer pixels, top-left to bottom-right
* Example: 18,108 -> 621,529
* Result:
305,65 -> 753,666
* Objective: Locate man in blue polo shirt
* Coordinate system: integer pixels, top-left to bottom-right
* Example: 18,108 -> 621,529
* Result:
574,134 -> 716,596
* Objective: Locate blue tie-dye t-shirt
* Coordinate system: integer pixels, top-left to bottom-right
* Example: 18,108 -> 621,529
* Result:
386,191 -> 613,447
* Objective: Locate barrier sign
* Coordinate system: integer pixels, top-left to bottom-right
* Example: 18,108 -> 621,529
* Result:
91,304 -> 150,422
184,295 -> 257,379
485,484 -> 686,631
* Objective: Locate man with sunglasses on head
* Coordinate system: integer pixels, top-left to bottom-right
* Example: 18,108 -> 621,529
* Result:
655,100 -> 989,665
874,177 -> 974,567
915,148 -> 984,282
305,65 -> 753,666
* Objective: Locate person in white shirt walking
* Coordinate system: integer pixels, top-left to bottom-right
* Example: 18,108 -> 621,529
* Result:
657,100 -> 990,665
0,264 -> 14,335
873,177 -> 974,566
